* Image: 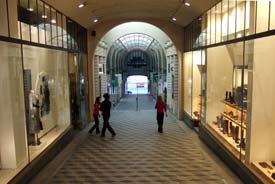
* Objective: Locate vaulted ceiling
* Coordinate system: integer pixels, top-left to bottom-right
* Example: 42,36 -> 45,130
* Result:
43,0 -> 220,28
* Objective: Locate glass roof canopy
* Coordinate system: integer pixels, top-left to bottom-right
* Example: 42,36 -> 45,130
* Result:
115,33 -> 154,51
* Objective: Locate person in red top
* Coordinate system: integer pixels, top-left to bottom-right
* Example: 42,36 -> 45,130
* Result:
89,96 -> 101,134
155,95 -> 167,133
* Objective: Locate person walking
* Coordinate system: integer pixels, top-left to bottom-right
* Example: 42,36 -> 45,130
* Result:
100,93 -> 116,137
89,96 -> 101,134
155,95 -> 167,133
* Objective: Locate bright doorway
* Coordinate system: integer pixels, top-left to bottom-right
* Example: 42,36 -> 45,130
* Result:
126,75 -> 149,94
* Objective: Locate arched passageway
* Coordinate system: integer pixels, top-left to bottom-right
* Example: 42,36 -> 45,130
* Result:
93,22 -> 179,115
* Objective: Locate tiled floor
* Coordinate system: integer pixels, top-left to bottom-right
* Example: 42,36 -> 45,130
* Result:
30,94 -> 243,184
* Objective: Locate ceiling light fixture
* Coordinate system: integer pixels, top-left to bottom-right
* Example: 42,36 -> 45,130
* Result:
93,18 -> 98,23
184,1 -> 191,7
51,19 -> 56,24
42,14 -> 47,19
27,7 -> 34,11
172,17 -> 177,21
78,2 -> 86,8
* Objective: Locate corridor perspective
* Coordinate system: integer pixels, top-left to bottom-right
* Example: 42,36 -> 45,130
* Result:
31,94 -> 242,184
2,0 -> 275,184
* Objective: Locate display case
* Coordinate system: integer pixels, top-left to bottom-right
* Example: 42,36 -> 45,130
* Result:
245,36 -> 275,184
183,50 -> 205,127
22,45 -> 71,161
204,42 -> 248,159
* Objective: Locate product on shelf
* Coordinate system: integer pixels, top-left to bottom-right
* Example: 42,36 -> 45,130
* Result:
272,173 -> 275,180
259,162 -> 273,170
272,161 -> 275,167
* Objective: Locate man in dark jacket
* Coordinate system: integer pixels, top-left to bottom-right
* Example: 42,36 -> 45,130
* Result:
100,93 -> 116,137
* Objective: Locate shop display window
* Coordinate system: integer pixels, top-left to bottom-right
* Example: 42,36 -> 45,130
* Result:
183,50 -> 205,123
204,42 -> 247,159
183,52 -> 192,115
0,41 -> 28,184
22,45 -> 70,161
245,36 -> 275,183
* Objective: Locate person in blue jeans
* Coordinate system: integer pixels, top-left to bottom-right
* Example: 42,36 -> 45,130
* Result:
100,93 -> 116,137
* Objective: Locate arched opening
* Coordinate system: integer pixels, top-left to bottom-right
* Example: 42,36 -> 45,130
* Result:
93,22 -> 179,115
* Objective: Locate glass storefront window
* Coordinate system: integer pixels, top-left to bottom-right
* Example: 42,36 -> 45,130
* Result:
45,4 -> 51,45
38,0 -> 46,44
236,0 -> 245,38
0,41 -> 28,184
228,0 -> 236,40
211,6 -> 216,44
63,15 -> 68,49
9,0 -> 20,39
201,14 -> 207,46
22,45 -> 70,161
245,35 -> 275,182
270,1 -> 275,30
0,0 -> 9,36
184,52 -> 192,115
30,0 -> 38,43
57,12 -> 63,47
205,42 -> 246,159
207,10 -> 211,45
19,0 -> 31,41
256,0 -> 269,33
192,51 -> 202,121
222,0 -> 228,42
216,2 -> 222,43
245,1 -> 255,36
51,8 -> 57,46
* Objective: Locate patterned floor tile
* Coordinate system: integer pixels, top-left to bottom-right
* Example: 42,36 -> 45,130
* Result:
48,95 -> 242,184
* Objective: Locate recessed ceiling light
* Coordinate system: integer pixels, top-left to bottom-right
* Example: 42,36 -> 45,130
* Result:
51,19 -> 56,24
27,7 -> 34,11
78,2 -> 86,8
184,1 -> 191,7
93,19 -> 98,23
172,17 -> 177,21
42,14 -> 47,19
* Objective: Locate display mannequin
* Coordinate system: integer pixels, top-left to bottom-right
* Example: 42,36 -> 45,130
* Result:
29,90 -> 43,145
40,76 -> 50,116
34,72 -> 50,117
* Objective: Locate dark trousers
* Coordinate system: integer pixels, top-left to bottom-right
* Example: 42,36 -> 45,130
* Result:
157,112 -> 164,133
89,114 -> 100,133
101,115 -> 116,136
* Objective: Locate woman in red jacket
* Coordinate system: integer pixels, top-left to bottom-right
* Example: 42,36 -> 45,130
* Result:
89,96 -> 101,134
155,95 -> 167,133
